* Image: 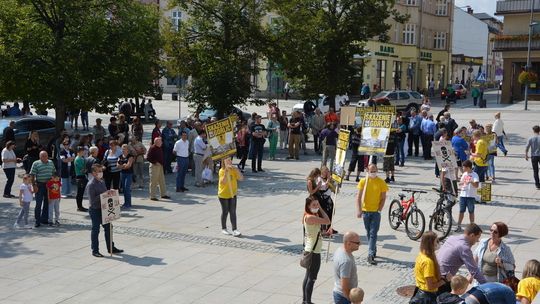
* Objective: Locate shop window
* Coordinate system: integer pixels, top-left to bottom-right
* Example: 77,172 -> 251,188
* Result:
376,59 -> 387,91
426,64 -> 434,89
393,61 -> 402,90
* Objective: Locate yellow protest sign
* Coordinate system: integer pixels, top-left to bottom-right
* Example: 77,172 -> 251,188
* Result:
205,117 -> 237,161
355,106 -> 374,126
332,129 -> 350,184
376,105 -> 396,114
477,182 -> 492,202
358,112 -> 393,155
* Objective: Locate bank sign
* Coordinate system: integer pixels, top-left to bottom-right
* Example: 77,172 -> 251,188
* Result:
375,45 -> 399,58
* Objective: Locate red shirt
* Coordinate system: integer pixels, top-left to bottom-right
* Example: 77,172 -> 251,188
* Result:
47,180 -> 61,200
324,112 -> 339,123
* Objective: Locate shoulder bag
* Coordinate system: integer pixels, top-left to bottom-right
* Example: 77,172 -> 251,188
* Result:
499,264 -> 519,292
300,224 -> 320,269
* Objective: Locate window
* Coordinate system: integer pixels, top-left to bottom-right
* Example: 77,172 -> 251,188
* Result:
387,92 -> 398,100
393,61 -> 402,90
171,11 -> 181,30
376,60 -> 387,91
433,32 -> 447,49
426,64 -> 434,88
402,24 -> 416,45
436,0 -> 448,16
405,0 -> 417,5
398,92 -> 411,100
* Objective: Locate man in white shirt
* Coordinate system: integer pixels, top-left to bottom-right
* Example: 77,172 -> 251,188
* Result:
193,130 -> 208,187
173,131 -> 190,192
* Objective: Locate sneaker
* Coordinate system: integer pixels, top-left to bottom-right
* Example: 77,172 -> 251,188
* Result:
13,223 -> 20,229
161,195 -> 171,199
222,229 -> 231,235
390,176 -> 395,182
24,224 -> 33,229
232,230 -> 242,237
367,255 -> 377,265
54,221 -> 60,226
257,169 -> 265,172
384,177 -> 391,183
454,226 -> 462,233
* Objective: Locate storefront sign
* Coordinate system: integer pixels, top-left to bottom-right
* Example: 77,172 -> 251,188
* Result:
375,45 -> 399,58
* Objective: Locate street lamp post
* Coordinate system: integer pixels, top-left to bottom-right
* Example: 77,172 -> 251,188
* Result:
525,0 -> 535,110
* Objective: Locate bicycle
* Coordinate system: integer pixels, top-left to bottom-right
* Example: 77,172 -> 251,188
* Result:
388,189 -> 426,240
429,188 -> 455,241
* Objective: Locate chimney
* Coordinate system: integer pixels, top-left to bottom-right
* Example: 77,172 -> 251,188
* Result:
467,7 -> 473,14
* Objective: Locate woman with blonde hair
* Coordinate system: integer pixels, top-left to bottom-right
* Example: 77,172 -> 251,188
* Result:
410,231 -> 449,303
517,259 -> 540,303
306,168 -> 322,197
319,166 -> 337,236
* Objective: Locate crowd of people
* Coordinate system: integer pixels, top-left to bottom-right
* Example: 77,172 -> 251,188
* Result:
1,97 -> 540,303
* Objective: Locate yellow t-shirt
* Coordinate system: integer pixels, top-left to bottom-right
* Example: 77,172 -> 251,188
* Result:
414,252 -> 439,293
218,168 -> 239,199
473,139 -> 488,167
517,277 -> 540,302
357,177 -> 389,212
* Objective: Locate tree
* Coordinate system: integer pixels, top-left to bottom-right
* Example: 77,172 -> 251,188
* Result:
268,0 -> 407,108
163,0 -> 269,117
0,0 -> 162,134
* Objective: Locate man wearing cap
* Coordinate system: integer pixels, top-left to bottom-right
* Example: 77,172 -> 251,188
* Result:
250,115 -> 267,172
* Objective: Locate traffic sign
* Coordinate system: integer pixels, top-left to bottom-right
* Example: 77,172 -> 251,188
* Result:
476,72 -> 486,82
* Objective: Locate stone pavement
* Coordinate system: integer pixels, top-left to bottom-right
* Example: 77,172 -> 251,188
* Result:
1,96 -> 539,304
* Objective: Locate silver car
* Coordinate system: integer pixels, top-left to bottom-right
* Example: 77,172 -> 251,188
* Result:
357,90 -> 423,112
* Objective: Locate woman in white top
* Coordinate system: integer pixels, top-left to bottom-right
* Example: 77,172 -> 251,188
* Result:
492,112 -> 508,156
2,141 -> 19,198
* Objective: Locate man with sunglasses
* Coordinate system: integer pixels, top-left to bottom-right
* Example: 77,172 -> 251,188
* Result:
333,231 -> 361,304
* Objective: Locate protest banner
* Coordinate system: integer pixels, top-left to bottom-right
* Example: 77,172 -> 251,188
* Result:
332,129 -> 350,184
355,106 -> 374,126
205,117 -> 237,161
101,190 -> 121,225
477,182 -> 492,202
340,107 -> 356,126
433,141 -> 458,177
376,105 -> 396,114
358,112 -> 393,155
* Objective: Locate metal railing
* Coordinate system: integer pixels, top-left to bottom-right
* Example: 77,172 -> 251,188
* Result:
496,0 -> 540,14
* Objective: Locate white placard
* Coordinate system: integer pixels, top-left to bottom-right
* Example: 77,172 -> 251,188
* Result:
100,190 -> 121,225
433,141 -> 458,173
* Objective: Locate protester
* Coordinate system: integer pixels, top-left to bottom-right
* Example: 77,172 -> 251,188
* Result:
346,127 -> 364,182
436,275 -> 469,304
147,138 -> 170,201
302,195 -> 330,304
14,174 -> 34,229
306,168 -> 322,198
117,114 -> 129,144
189,121 -> 202,176
455,160 -> 479,232
320,123 -> 338,171
86,164 -> 124,257
74,146 -> 88,212
193,130 -> 208,186
108,117 -> 119,139
452,127 -> 469,169
218,158 -> 244,236
279,110 -> 289,150
492,112 -> 508,156
173,131 -> 190,192
2,141 -> 18,198
311,108 -> 325,154
356,164 -> 388,265
320,166 -> 336,235
436,105 -> 451,123
437,223 -> 486,294
473,221 -> 515,283
131,117 -> 144,142
30,151 -> 56,227
151,120 -> 162,145
118,144 -> 134,208
462,282 -> 516,303
410,231 -> 448,303
86,147 -> 99,181
470,130 -> 488,183
162,121 -> 177,174
46,172 -> 61,226
129,137 -> 146,189
250,115 -> 267,172
25,131 -> 41,173
383,123 -> 397,183
408,109 -> 422,157
516,259 -> 540,303
525,125 -> 540,190
420,113 -> 436,160
59,139 -> 74,197
267,114 -> 279,160
103,140 -> 122,190
395,116 -> 407,167
325,107 -> 339,124
288,111 -> 303,160
236,122 -> 249,172
93,118 -> 106,144
2,120 -> 16,147
484,124 -> 498,181
333,231 -> 360,304
421,97 -> 431,114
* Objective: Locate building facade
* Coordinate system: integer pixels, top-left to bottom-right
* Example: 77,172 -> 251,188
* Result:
474,12 -> 504,83
495,0 -> 540,103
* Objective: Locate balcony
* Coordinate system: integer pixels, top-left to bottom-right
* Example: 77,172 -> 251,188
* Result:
493,35 -> 540,51
496,0 -> 540,15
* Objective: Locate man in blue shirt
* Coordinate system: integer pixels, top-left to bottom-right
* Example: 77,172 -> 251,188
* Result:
420,113 -> 437,160
407,109 -> 422,157
452,127 -> 469,168
161,121 -> 177,174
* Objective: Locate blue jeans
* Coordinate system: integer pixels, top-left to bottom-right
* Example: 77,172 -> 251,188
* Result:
487,154 -> 495,178
89,208 -> 112,253
471,282 -> 516,304
496,135 -> 507,154
3,168 -> 15,196
333,291 -> 351,304
120,172 -> 132,207
395,138 -> 405,165
176,156 -> 189,189
363,211 -> 381,257
35,182 -> 49,224
473,165 -> 488,183
61,177 -> 71,196
459,197 -> 476,213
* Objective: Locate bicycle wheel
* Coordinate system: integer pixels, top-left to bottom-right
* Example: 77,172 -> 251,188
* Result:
405,207 -> 425,241
429,208 -> 452,241
388,199 -> 402,230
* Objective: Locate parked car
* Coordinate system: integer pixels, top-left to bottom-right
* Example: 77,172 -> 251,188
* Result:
197,106 -> 251,122
292,94 -> 348,114
441,84 -> 468,100
0,116 -> 58,157
356,90 -> 423,113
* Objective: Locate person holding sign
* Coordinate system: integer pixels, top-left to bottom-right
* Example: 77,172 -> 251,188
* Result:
86,164 -> 123,257
356,164 -> 388,265
218,158 -> 244,237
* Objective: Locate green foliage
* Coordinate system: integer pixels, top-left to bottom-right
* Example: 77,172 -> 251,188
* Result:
0,0 -> 162,133
268,0 -> 407,105
163,0 -> 269,117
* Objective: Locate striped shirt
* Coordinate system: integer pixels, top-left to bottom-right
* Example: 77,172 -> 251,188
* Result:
104,148 -> 123,173
30,160 -> 56,183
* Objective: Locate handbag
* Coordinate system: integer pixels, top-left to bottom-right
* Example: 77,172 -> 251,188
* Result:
300,226 -> 320,269
499,265 -> 519,292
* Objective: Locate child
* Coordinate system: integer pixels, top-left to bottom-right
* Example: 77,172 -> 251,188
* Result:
436,275 -> 468,304
455,160 -> 479,232
350,287 -> 365,304
46,173 -> 62,226
15,174 -> 33,229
